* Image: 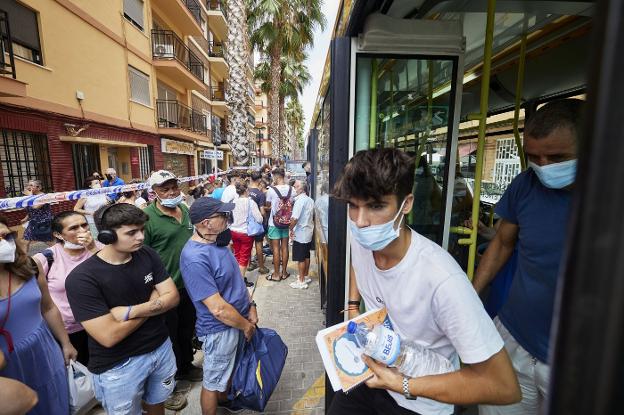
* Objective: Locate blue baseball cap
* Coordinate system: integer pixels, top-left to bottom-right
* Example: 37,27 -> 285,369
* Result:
189,197 -> 234,224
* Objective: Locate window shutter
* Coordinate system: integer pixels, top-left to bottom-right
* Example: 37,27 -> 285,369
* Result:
4,0 -> 41,51
123,0 -> 144,29
128,66 -> 150,106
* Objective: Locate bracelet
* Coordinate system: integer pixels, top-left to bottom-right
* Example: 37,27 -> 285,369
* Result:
348,300 -> 361,306
123,306 -> 132,321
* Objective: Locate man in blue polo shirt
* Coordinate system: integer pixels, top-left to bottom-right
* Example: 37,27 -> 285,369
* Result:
180,197 -> 258,415
473,99 -> 584,415
102,168 -> 125,201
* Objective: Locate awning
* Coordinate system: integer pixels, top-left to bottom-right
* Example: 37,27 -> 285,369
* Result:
59,136 -> 147,148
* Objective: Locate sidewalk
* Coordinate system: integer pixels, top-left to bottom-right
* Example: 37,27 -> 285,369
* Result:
178,252 -> 327,414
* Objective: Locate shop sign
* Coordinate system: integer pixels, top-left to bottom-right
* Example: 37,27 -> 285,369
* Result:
201,149 -> 224,160
161,138 -> 195,155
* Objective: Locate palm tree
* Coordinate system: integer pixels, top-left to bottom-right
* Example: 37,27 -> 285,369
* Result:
254,55 -> 311,157
286,98 -> 305,159
225,0 -> 251,166
248,0 -> 325,158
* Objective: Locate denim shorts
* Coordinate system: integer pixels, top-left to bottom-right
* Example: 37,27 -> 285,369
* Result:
93,338 -> 177,414
199,327 -> 241,392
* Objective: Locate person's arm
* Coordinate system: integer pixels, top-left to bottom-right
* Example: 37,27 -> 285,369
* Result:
347,264 -> 361,319
363,347 -> 521,405
73,198 -> 89,215
80,313 -> 147,348
109,278 -> 179,321
203,292 -> 255,341
251,201 -> 263,223
472,219 -> 519,294
36,271 -> 77,364
0,376 -> 39,415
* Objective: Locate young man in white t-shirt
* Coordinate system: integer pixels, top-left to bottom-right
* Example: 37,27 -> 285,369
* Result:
329,148 -> 520,415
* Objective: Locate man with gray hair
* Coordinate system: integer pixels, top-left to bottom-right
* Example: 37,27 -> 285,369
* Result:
289,180 -> 315,289
102,167 -> 125,201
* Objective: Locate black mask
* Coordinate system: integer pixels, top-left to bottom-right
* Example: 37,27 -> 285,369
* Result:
216,228 -> 232,246
105,174 -> 113,181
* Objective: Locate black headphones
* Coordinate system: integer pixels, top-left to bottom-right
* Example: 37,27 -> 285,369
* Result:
96,204 -> 118,245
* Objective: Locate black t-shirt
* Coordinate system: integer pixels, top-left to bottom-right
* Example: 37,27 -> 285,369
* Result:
66,246 -> 169,374
248,188 -> 268,228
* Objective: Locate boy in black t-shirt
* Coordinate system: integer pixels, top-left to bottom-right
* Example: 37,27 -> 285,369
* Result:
66,204 -> 180,415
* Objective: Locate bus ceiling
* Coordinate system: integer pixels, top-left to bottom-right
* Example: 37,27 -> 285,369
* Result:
350,0 -> 594,118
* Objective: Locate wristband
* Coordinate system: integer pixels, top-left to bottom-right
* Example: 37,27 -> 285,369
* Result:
123,306 -> 132,321
348,300 -> 361,306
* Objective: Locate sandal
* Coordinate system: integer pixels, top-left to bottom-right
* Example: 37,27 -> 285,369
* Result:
266,273 -> 281,282
280,272 -> 291,281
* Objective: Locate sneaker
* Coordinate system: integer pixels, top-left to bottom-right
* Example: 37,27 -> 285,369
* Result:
289,280 -> 309,289
244,277 -> 255,288
175,365 -> 203,382
218,401 -> 245,413
164,391 -> 188,411
258,266 -> 270,275
303,276 -> 312,284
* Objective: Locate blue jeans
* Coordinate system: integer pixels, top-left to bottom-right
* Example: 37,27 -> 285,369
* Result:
199,327 -> 241,392
93,338 -> 176,414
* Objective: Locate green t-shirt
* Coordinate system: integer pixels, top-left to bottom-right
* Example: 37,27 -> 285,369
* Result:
143,203 -> 193,289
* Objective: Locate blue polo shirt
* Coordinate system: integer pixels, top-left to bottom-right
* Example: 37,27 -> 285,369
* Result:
180,240 -> 250,335
496,169 -> 572,362
103,177 -> 125,201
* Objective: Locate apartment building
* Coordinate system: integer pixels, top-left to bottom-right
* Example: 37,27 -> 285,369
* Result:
0,0 -> 255,213
253,81 -> 271,166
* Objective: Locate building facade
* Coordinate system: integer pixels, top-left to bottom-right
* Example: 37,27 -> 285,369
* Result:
253,82 -> 271,166
0,0 -> 255,214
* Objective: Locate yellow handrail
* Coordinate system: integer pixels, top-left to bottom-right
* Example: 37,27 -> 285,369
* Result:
460,0 -> 497,279
513,21 -> 528,171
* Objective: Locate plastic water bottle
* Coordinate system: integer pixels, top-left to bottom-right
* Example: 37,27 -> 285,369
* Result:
347,321 -> 455,378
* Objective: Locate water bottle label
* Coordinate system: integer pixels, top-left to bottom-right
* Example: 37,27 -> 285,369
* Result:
370,326 -> 401,365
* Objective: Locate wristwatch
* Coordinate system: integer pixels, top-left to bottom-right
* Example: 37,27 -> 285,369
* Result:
402,376 -> 417,400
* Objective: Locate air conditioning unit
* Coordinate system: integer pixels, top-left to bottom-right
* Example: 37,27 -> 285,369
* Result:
154,43 -> 173,57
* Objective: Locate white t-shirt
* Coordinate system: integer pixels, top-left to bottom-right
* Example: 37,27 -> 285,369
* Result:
221,184 -> 238,203
350,229 -> 504,415
265,184 -> 294,227
291,193 -> 314,243
230,197 -> 263,234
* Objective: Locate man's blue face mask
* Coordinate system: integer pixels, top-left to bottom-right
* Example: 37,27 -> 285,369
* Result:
347,199 -> 406,252
529,159 -> 577,189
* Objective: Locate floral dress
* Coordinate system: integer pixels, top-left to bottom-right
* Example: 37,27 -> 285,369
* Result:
23,204 -> 53,242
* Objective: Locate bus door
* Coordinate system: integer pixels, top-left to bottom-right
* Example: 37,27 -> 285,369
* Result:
349,15 -> 466,253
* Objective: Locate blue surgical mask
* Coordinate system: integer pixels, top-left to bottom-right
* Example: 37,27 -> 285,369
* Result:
159,193 -> 183,208
529,159 -> 577,189
348,200 -> 406,251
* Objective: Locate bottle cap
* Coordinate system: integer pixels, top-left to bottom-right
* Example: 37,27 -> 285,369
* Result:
347,321 -> 357,334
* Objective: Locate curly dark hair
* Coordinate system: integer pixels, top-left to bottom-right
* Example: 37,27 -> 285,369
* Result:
332,148 -> 415,204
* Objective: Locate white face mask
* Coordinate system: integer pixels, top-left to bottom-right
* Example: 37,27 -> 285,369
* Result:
347,199 -> 406,251
62,238 -> 85,250
0,237 -> 16,263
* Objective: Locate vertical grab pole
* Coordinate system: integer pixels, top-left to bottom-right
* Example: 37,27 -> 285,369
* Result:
461,0 -> 497,279
513,19 -> 528,171
369,59 -> 379,148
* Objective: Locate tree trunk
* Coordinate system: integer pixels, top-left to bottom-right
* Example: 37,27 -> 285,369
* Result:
279,95 -> 286,158
225,0 -> 249,166
269,41 -> 282,159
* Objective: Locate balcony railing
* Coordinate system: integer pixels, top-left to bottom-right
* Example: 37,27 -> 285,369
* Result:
208,86 -> 225,101
206,0 -> 227,19
0,10 -> 16,79
157,100 -> 207,135
184,0 -> 203,26
208,41 -> 224,58
152,30 -> 204,82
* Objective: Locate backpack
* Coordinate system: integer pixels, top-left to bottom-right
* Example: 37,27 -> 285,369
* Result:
270,186 -> 293,229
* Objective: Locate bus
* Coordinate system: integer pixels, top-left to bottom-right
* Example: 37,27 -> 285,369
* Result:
306,0 -> 622,413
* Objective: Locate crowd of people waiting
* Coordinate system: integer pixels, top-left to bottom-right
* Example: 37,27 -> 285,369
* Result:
0,159 -> 318,415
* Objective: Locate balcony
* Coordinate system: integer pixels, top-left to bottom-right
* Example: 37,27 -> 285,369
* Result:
208,41 -> 228,79
152,30 -> 205,91
151,0 -> 203,36
0,10 -> 26,98
206,0 -> 227,38
157,100 -> 208,140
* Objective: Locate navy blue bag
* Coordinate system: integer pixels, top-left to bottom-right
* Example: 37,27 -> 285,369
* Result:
228,327 -> 288,411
